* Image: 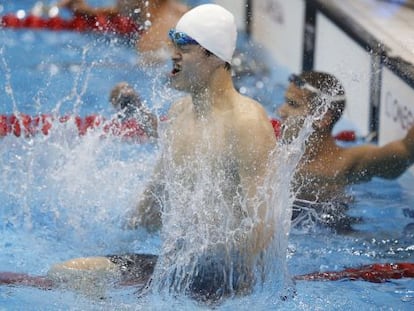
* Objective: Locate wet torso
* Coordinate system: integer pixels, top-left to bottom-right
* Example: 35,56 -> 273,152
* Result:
161,93 -> 275,235
166,98 -> 236,167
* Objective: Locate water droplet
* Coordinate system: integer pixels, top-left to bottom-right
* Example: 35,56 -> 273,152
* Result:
232,57 -> 242,66
144,20 -> 152,28
256,81 -> 264,89
49,6 -> 59,18
5,84 -> 12,95
16,10 -> 26,19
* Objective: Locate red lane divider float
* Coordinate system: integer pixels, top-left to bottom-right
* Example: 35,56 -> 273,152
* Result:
1,13 -> 139,36
0,115 -> 357,142
270,118 -> 282,139
333,130 -> 356,142
294,262 -> 414,283
0,262 -> 413,289
0,114 -> 147,141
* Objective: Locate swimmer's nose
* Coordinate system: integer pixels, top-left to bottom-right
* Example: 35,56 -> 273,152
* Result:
171,51 -> 181,61
278,104 -> 287,119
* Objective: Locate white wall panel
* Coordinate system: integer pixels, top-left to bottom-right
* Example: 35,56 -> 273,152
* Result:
314,13 -> 372,136
251,0 -> 305,73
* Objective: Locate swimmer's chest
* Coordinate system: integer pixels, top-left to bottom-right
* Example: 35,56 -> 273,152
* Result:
167,111 -> 238,163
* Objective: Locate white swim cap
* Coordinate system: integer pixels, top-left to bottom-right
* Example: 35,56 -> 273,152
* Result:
175,4 -> 237,63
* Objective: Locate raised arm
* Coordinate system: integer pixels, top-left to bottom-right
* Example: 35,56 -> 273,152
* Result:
349,125 -> 414,182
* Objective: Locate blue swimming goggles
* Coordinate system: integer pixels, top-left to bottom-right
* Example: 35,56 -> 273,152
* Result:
168,28 -> 198,46
289,74 -> 346,101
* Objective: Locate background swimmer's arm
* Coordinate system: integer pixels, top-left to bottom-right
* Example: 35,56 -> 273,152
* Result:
147,113 -> 158,138
58,0 -> 119,16
138,110 -> 158,139
349,125 -> 414,181
0,272 -> 53,289
1,255 -> 154,290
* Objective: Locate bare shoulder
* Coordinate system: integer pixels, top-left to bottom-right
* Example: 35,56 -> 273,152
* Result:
233,94 -> 276,148
235,95 -> 270,123
234,95 -> 274,135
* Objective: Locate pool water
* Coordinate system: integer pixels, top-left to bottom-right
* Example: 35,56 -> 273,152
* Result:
1,1 -> 414,310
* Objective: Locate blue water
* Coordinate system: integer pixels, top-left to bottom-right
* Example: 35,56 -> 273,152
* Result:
1,1 -> 414,310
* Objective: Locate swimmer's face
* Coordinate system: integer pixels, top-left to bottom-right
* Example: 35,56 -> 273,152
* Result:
278,83 -> 312,141
169,44 -> 219,92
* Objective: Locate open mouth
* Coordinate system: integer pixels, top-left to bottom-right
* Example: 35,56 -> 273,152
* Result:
171,63 -> 181,76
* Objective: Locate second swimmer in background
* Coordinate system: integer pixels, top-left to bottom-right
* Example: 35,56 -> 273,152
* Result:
58,0 -> 189,61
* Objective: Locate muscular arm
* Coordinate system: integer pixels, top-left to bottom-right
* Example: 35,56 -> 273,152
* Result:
348,125 -> 414,182
236,105 -> 277,255
127,98 -> 189,231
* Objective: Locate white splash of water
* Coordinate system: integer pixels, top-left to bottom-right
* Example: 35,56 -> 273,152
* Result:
0,122 -> 158,249
1,46 -> 19,112
52,44 -> 93,116
139,110 -> 321,303
0,16 -> 332,306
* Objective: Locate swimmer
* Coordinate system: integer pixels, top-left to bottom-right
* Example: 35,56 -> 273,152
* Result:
131,3 -> 276,299
278,71 -> 414,229
0,4 -> 277,302
109,82 -> 158,138
58,0 -> 188,58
